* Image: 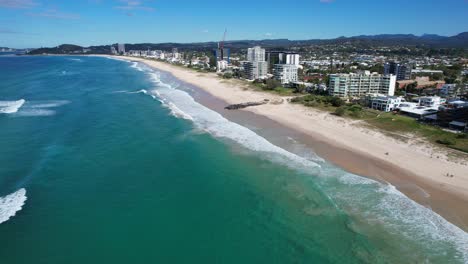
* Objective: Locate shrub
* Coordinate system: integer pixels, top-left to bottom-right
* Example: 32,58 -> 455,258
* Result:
304,101 -> 318,107
265,79 -> 281,90
330,97 -> 345,107
348,104 -> 362,112
335,106 -> 346,116
436,138 -> 456,145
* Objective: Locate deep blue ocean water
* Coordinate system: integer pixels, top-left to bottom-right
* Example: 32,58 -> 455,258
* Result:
0,55 -> 467,263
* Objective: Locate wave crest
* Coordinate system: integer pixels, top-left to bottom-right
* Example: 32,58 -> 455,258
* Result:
0,188 -> 27,225
0,99 -> 26,114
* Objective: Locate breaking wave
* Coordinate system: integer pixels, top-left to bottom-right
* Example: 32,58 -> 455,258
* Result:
67,58 -> 83,62
0,99 -> 25,114
3,100 -> 71,117
0,188 -> 27,225
136,67 -> 321,171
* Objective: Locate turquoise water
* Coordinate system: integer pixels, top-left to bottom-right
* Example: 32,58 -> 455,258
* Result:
0,56 -> 467,263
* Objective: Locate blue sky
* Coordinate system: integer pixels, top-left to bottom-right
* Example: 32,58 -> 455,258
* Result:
0,0 -> 467,48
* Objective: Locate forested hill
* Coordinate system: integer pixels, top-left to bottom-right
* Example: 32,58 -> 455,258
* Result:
27,32 -> 468,55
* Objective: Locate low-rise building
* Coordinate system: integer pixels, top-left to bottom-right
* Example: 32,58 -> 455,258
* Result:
437,100 -> 468,127
273,64 -> 299,84
416,96 -> 446,107
397,102 -> 439,119
411,69 -> 444,75
216,60 -> 228,72
370,96 -> 404,112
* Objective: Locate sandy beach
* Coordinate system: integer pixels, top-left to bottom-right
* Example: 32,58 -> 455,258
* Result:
114,55 -> 468,230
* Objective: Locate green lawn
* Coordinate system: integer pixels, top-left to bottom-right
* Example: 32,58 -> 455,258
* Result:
367,113 -> 468,153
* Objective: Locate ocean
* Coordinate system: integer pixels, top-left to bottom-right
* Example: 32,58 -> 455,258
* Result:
0,55 -> 467,263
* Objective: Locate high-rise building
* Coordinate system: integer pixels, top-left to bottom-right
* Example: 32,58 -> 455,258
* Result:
267,51 -> 300,72
384,62 -> 411,80
247,46 -> 266,62
117,43 -> 125,54
243,46 -> 268,80
329,72 -> 396,97
214,48 -> 230,71
214,48 -> 230,64
242,61 -> 268,80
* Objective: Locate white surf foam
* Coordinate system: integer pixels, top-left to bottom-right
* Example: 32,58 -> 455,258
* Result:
127,89 -> 147,94
68,58 -> 83,62
102,56 -> 132,63
16,109 -> 56,117
145,71 -> 320,171
28,100 -> 70,108
0,99 -> 26,114
131,62 -> 145,72
5,100 -> 70,117
0,188 -> 27,225
334,172 -> 468,262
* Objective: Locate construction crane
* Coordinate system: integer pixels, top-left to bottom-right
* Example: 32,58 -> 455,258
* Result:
219,29 -> 227,60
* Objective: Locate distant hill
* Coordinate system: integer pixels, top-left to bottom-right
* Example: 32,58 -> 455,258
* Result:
27,32 -> 468,55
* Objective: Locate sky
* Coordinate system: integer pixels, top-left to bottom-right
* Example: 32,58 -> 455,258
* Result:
0,0 -> 467,48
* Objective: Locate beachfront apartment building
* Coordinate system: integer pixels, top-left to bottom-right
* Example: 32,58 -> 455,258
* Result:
243,46 -> 268,80
242,61 -> 268,80
328,72 -> 396,97
273,64 -> 299,84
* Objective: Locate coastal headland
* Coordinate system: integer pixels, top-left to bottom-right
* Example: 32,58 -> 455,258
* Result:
110,55 -> 468,230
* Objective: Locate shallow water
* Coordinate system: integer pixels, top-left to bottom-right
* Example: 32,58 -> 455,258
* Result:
0,56 -> 466,263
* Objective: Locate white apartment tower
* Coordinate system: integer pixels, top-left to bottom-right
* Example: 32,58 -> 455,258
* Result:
243,46 -> 268,80
329,72 -> 396,97
247,46 -> 266,62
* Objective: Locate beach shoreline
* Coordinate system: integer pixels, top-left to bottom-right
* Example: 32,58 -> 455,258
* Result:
107,55 -> 468,230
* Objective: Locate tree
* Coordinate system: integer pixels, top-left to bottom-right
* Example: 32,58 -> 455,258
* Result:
294,84 -> 306,93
